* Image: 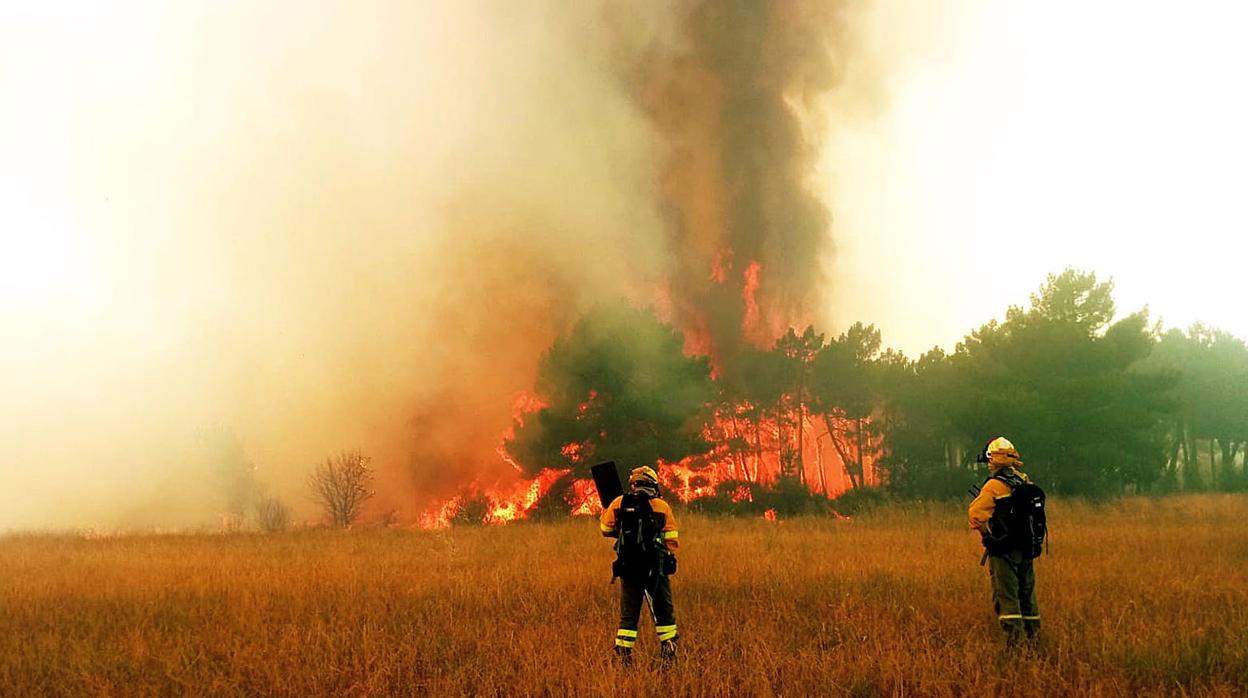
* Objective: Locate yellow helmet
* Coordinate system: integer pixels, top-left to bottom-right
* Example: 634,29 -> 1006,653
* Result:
629,466 -> 659,488
986,436 -> 1016,456
983,436 -> 1023,469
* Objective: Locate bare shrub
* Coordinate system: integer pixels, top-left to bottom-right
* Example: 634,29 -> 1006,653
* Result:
308,451 -> 375,528
255,497 -> 290,533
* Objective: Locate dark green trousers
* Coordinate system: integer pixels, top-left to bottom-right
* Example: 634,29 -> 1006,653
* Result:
615,572 -> 677,648
989,549 -> 1040,639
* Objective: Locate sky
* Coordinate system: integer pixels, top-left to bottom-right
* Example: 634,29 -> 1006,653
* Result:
1,0 -> 1246,528
823,1 -> 1248,355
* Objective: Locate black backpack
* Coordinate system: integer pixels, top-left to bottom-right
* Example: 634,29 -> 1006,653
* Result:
613,493 -> 666,579
984,471 -> 1047,558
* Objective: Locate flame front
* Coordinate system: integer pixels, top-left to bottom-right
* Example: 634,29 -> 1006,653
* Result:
418,382 -> 880,528
658,402 -> 881,505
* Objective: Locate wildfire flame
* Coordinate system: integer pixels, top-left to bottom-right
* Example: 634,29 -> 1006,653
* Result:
417,254 -> 881,528
657,402 -> 881,505
417,384 -> 880,528
417,466 -> 585,529
741,260 -> 763,341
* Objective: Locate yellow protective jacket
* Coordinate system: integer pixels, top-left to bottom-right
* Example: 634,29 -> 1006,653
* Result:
599,495 -> 679,552
968,466 -> 1032,533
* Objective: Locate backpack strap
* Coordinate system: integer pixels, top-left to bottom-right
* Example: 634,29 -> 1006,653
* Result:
626,493 -> 656,523
991,470 -> 1025,490
635,496 -> 660,548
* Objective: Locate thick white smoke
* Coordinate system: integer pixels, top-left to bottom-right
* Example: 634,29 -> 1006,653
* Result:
0,2 -> 687,529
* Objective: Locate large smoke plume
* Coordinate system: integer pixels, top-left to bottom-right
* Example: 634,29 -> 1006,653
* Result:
1,1 -> 867,529
641,1 -> 848,370
407,0 -> 859,504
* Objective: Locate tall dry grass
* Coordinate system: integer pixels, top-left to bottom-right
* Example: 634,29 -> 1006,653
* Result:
2,495 -> 1246,696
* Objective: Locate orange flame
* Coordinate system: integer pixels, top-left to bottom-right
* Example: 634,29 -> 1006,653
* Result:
417,324 -> 884,526
655,403 -> 882,505
419,396 -> 881,528
419,467 -> 573,529
560,442 -> 585,463
569,478 -> 602,517
742,260 -> 762,342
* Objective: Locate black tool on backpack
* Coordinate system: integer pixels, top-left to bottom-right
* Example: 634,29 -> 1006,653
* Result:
591,461 -> 625,509
982,471 -> 1047,558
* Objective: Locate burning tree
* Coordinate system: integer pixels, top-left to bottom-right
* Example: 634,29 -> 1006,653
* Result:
495,307 -> 882,518
772,326 -> 825,482
308,451 -> 375,528
711,335 -> 819,487
505,305 -> 715,477
812,323 -> 885,489
416,308 -> 889,526
404,1 -> 872,524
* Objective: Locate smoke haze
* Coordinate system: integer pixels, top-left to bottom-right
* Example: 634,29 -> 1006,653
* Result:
6,1 -> 1246,529
2,2 -> 672,528
1,1 -> 859,529
821,1 -> 1248,355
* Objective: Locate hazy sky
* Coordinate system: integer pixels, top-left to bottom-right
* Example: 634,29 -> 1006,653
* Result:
823,1 -> 1248,355
1,1 -> 674,527
2,1 -> 1245,528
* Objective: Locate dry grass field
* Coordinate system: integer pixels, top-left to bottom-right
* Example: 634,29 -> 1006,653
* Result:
3,495 -> 1247,697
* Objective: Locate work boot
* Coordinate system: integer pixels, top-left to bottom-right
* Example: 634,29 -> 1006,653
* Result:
612,645 -> 633,667
659,639 -> 678,668
1002,625 -> 1025,650
1024,620 -> 1041,641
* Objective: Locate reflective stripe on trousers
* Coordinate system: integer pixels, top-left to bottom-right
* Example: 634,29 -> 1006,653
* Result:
616,572 -> 677,645
989,549 -> 1040,634
615,628 -> 637,648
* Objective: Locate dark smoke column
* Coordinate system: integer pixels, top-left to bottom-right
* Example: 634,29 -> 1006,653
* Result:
640,0 -> 839,376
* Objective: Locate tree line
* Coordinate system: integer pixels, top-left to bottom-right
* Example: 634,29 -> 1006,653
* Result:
211,267 -> 1246,531
508,269 -> 1248,499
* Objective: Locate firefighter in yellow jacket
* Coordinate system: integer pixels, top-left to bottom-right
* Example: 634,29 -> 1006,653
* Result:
969,436 -> 1041,644
599,466 -> 679,665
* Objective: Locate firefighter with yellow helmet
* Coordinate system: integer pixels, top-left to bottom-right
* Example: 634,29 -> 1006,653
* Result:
969,436 -> 1047,645
599,465 -> 679,665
